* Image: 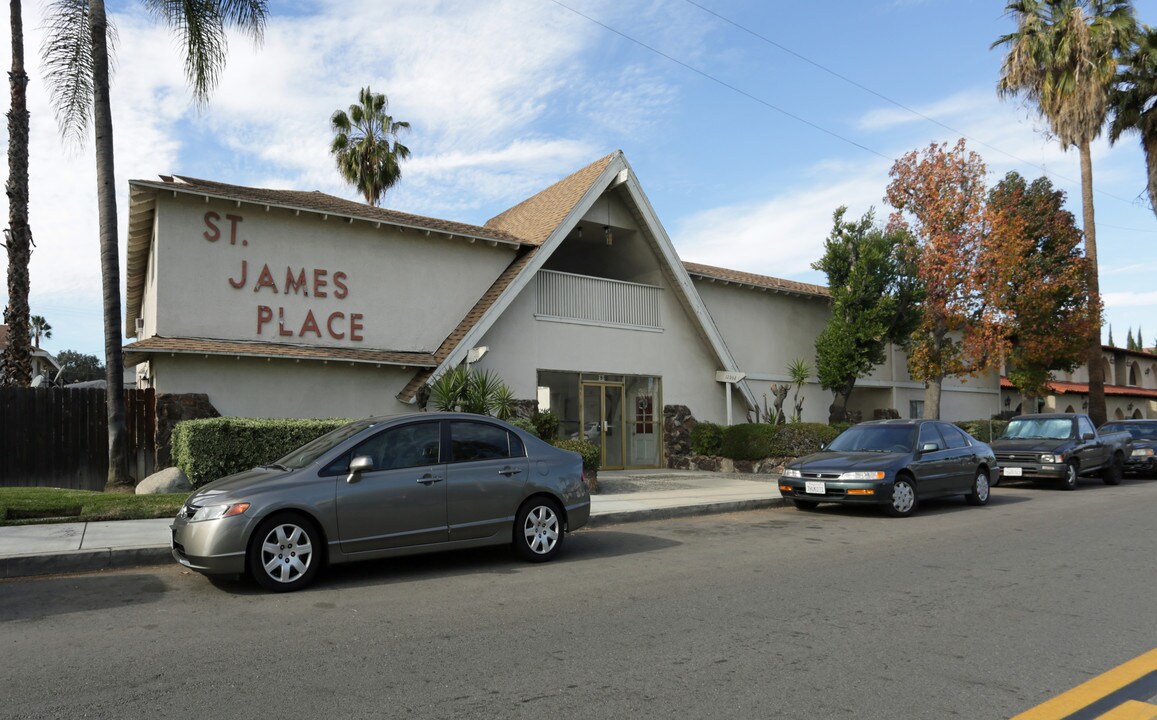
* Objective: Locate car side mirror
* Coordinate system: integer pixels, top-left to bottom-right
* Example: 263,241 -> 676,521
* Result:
920,442 -> 940,453
1081,432 -> 1095,440
347,455 -> 373,484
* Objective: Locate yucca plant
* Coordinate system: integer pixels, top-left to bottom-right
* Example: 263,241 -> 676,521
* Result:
428,367 -> 516,417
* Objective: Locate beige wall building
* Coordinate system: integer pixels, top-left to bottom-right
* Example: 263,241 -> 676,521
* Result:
124,151 -> 1000,469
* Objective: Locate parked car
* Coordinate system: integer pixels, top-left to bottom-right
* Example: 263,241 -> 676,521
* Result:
1099,419 -> 1157,477
171,412 -> 591,592
989,413 -> 1133,490
777,419 -> 996,517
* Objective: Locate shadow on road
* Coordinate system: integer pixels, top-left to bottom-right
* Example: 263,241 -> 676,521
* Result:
0,572 -> 169,621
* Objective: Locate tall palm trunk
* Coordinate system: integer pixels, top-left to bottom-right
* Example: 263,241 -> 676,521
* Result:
3,0 -> 32,387
90,0 -> 129,489
1079,140 -> 1107,426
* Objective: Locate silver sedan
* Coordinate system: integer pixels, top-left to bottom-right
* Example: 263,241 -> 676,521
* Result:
171,412 -> 591,592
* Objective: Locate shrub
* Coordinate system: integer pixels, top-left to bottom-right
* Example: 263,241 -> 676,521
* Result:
552,438 -> 600,474
720,422 -> 840,460
955,419 -> 1008,443
532,411 -> 561,440
690,421 -> 724,456
172,417 -> 350,487
720,423 -> 779,461
508,417 -> 538,437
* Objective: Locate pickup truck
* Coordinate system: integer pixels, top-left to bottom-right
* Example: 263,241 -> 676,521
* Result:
990,413 -> 1133,490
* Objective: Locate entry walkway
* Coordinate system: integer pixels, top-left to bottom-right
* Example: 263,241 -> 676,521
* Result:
0,470 -> 785,579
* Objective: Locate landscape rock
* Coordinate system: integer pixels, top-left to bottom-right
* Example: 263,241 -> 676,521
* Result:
136,467 -> 192,495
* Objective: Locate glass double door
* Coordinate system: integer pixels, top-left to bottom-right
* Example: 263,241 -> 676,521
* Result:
581,383 -> 624,470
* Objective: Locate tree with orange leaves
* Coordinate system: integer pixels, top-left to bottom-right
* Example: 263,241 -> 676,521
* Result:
885,139 -> 1004,419
985,171 -> 1098,403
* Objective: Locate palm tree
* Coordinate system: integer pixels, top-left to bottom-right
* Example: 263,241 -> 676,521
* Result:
41,0 -> 268,490
1109,25 -> 1157,216
993,0 -> 1138,426
29,315 -> 51,347
2,0 -> 33,387
331,87 -> 411,207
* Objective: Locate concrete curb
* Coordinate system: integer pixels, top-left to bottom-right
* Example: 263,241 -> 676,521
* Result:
584,497 -> 787,528
2,546 -> 173,580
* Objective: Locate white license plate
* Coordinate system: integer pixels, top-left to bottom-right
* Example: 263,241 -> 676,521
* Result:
1003,467 -> 1022,477
805,480 -> 826,495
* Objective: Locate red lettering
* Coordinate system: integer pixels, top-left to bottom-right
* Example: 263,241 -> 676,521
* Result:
327,311 -> 346,339
277,307 -> 293,337
203,211 -> 221,242
313,269 -> 328,298
254,264 -> 278,293
333,271 -> 349,299
225,214 -> 243,245
285,268 -> 308,296
257,305 -> 273,334
349,313 -> 364,341
229,260 -> 248,289
300,310 -> 321,337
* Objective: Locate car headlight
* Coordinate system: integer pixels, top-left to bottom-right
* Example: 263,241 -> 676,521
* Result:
190,502 -> 250,522
838,471 -> 886,481
782,468 -> 802,478
1039,454 -> 1063,463
1132,448 -> 1155,457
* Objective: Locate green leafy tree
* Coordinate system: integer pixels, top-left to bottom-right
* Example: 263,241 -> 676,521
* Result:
984,172 -> 1097,400
56,349 -> 104,383
994,0 -> 1138,426
29,314 -> 51,347
1108,324 -> 1116,346
1128,327 -> 1137,350
1109,25 -> 1157,217
811,207 -> 921,423
2,0 -> 33,387
41,0 -> 268,490
331,87 -> 411,207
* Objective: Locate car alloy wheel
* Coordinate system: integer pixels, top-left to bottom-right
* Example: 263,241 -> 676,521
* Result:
515,498 -> 564,562
966,469 -> 990,506
886,478 -> 918,517
248,514 -> 320,592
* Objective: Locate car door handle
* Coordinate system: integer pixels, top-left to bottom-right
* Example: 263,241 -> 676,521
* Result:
498,467 -> 523,477
416,474 -> 444,486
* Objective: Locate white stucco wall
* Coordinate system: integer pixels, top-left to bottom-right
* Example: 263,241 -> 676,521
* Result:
148,355 -> 414,418
146,194 -> 516,352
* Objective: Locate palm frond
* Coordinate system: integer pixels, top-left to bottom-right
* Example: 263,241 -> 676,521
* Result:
41,0 -> 101,146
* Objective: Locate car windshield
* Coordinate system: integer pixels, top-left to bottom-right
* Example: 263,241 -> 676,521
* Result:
1100,423 -> 1157,441
826,425 -> 916,453
1002,418 -> 1074,441
272,418 -> 381,469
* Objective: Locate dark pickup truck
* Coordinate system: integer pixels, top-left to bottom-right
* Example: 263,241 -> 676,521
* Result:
990,413 -> 1133,490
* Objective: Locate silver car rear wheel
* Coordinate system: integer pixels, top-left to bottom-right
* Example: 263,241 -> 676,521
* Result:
515,498 -> 564,562
248,515 -> 321,592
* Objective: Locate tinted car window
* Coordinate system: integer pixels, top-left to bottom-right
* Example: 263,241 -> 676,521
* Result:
1077,416 -> 1096,438
1102,422 -> 1157,440
450,421 -> 511,462
937,423 -> 969,449
827,425 -> 915,452
322,422 -> 440,475
918,423 -> 945,449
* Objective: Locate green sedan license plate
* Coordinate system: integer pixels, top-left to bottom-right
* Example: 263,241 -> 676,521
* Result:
805,481 -> 825,495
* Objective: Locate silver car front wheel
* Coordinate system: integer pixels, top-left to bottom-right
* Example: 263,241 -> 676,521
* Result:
248,515 -> 321,592
885,477 -> 918,517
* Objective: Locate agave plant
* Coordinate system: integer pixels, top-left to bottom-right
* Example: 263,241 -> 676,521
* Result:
428,366 -> 516,417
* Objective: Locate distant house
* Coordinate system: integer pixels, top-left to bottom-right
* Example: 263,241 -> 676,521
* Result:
1002,345 -> 1157,420
122,151 -> 1000,470
0,324 -> 62,384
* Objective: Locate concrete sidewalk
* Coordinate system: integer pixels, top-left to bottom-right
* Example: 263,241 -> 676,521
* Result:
0,470 -> 785,580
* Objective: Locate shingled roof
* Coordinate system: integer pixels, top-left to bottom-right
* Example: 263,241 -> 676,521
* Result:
123,336 -> 438,368
485,152 -> 618,245
683,261 -> 830,300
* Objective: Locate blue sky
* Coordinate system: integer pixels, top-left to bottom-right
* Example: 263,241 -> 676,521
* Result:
4,0 -> 1157,362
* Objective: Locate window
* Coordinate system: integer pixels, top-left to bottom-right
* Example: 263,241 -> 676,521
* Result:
909,400 -> 924,419
323,422 -> 440,475
450,421 -> 513,462
635,394 -> 654,434
918,423 -> 943,449
1077,416 -> 1096,438
936,423 -> 969,449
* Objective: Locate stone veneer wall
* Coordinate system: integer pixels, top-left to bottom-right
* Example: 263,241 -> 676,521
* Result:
663,403 -> 791,474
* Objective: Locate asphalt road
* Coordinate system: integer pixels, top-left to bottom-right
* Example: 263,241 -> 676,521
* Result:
2,477 -> 1156,720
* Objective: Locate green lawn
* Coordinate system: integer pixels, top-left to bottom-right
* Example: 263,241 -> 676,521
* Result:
0,487 -> 189,526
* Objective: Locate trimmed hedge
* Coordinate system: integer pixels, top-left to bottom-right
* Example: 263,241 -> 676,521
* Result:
690,421 -> 724,456
955,419 -> 1009,443
172,417 -> 350,487
720,422 -> 840,461
551,438 -> 600,474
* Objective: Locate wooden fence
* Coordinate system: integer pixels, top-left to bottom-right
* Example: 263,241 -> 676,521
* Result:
0,387 -> 156,491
